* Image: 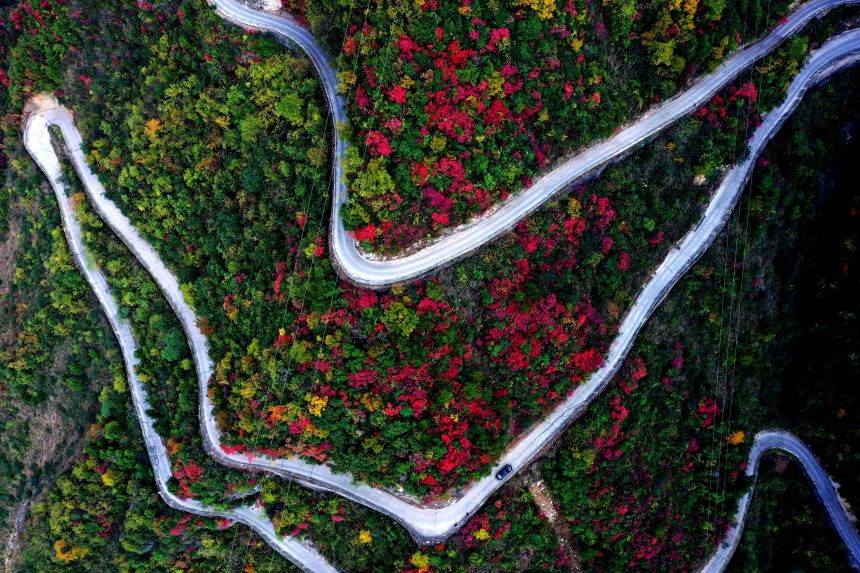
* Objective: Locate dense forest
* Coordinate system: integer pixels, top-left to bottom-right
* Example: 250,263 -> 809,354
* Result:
294,0 -> 797,253
537,69 -> 860,571
2,0 -> 848,498
18,169 -> 563,570
728,71 -> 860,572
0,0 -> 858,571
0,0 -> 116,560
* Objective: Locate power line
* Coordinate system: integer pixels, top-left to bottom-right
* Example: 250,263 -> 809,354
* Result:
706,0 -> 757,546
223,2 -> 364,568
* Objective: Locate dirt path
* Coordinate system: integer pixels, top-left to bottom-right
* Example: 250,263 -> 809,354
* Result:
2,502 -> 29,573
528,480 -> 583,572
0,211 -> 21,345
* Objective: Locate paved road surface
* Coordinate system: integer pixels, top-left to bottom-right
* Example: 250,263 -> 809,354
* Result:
21,96 -> 337,573
702,431 -> 860,572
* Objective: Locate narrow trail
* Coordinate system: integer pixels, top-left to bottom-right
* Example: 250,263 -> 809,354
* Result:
2,502 -> 28,573
527,480 -> 583,572
18,2 -> 860,571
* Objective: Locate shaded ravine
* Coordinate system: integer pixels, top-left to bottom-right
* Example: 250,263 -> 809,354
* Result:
20,28 -> 860,545
21,96 -> 338,573
209,0 -> 860,288
701,431 -> 860,572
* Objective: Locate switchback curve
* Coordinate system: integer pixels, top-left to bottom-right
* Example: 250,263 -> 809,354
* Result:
702,431 -> 860,572
26,116 -> 860,573
21,27 -> 860,544
21,95 -> 337,573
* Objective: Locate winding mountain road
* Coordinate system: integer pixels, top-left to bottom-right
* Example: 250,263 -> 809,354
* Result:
23,120 -> 860,573
19,0 -> 860,570
210,0 -> 860,289
702,431 -> 860,572
21,96 -> 338,573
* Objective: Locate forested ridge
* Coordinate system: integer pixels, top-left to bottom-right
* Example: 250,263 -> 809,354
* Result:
293,0 -> 797,253
537,69 -> 860,572
0,0 -> 858,571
